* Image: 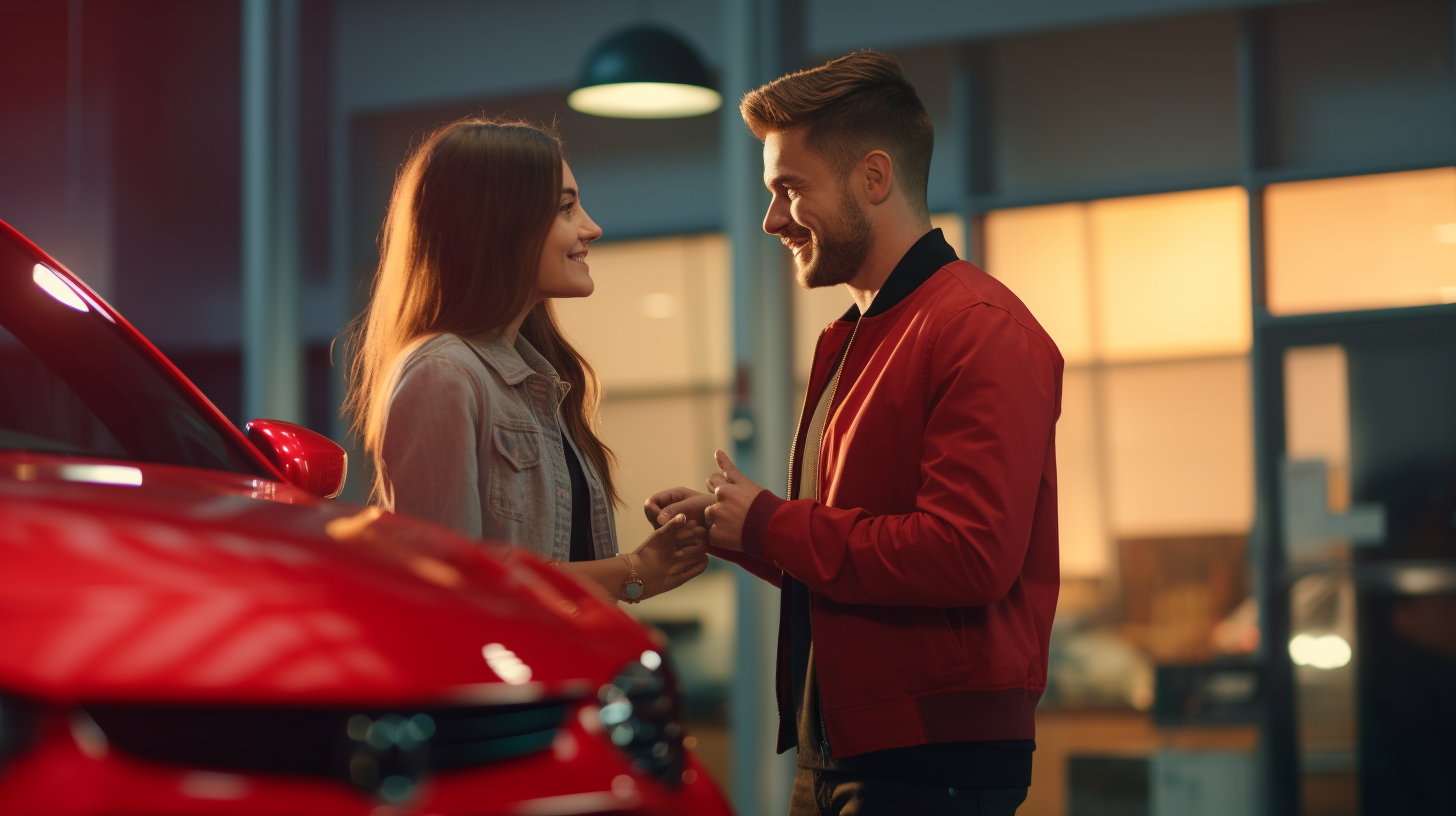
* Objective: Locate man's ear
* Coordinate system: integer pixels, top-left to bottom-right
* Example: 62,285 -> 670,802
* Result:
862,150 -> 894,206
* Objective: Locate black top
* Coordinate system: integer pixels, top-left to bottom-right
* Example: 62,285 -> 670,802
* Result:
562,433 -> 595,563
787,228 -> 1034,787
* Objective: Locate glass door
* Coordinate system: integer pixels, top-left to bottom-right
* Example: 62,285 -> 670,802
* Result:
1265,313 -> 1456,816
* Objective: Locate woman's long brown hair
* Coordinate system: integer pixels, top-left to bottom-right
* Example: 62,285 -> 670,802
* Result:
343,117 -> 618,506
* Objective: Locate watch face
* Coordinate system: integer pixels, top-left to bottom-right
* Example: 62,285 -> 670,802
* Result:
624,581 -> 644,600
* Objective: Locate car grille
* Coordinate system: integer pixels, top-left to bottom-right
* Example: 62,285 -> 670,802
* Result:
86,698 -> 571,801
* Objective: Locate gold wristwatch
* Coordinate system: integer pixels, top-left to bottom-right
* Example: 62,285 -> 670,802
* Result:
620,554 -> 644,602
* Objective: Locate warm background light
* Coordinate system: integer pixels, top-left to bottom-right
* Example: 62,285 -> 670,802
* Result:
553,234 -> 730,394
1283,345 -> 1351,511
985,203 -> 1094,365
1090,186 -> 1250,362
1265,167 -> 1456,315
567,83 -> 722,119
1057,369 -> 1108,578
1103,357 -> 1253,537
985,188 -> 1254,576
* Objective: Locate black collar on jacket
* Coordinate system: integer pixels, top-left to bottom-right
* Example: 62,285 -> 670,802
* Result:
840,227 -> 960,321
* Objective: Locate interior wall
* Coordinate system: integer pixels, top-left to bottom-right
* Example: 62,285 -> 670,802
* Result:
334,0 -> 723,115
0,0 -> 115,296
807,0 -> 1325,54
1267,0 -> 1456,171
990,12 -> 1241,195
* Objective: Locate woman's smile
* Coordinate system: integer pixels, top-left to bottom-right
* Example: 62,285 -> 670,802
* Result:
537,160 -> 602,300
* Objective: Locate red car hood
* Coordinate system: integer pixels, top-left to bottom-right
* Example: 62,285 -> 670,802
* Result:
0,453 -> 648,707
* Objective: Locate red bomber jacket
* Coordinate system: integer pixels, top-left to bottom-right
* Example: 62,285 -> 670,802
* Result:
714,244 -> 1063,758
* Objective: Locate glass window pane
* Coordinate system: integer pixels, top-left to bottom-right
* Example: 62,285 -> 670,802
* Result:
1092,187 -> 1251,362
599,391 -> 730,545
1265,168 -> 1456,315
1103,356 -> 1254,537
794,285 -> 854,383
984,203 -> 1094,365
929,212 -> 966,260
1284,345 -> 1351,512
1058,367 -> 1109,578
553,234 -> 731,391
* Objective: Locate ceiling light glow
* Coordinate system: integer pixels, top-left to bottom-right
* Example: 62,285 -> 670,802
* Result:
568,82 -> 721,119
571,25 -> 719,120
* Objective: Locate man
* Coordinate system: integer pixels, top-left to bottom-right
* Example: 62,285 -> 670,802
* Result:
648,50 -> 1062,816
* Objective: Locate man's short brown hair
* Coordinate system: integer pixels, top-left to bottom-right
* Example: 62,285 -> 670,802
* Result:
741,50 -> 934,216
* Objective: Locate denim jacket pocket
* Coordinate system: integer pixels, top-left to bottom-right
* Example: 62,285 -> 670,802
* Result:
490,420 -> 542,521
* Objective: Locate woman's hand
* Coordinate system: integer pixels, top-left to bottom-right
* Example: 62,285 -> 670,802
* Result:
631,513 -> 710,599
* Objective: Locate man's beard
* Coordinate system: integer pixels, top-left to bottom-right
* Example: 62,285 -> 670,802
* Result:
791,185 -> 873,289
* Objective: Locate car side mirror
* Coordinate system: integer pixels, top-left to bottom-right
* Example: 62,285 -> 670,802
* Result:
243,419 -> 348,499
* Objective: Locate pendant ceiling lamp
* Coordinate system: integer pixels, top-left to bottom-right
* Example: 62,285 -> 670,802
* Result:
568,25 -> 721,119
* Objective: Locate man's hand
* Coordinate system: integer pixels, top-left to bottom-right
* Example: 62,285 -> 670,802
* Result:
704,450 -> 763,553
644,486 -> 714,529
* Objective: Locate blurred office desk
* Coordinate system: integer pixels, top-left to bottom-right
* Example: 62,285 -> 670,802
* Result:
1023,709 -> 1257,816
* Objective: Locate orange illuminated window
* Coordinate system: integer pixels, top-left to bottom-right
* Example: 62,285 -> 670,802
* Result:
985,188 -> 1254,577
554,234 -> 731,392
1091,187 -> 1250,361
552,233 -> 733,545
1283,345 -> 1351,512
1265,167 -> 1456,315
1057,368 -> 1108,577
984,203 -> 1094,365
1103,357 -> 1254,537
986,188 -> 1250,364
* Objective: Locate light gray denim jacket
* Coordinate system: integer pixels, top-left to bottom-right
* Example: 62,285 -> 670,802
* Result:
378,332 -> 618,562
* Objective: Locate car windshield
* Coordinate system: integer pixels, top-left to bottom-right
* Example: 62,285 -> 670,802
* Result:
0,231 -> 270,478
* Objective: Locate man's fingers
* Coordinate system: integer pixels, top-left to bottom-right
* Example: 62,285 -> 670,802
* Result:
645,487 -> 703,527
643,498 -> 663,527
714,450 -> 741,482
644,490 -> 679,527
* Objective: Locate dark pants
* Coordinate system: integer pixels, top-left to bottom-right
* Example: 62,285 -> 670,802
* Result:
789,768 -> 1028,816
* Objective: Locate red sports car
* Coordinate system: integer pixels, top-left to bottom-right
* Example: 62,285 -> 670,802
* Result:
0,219 -> 733,816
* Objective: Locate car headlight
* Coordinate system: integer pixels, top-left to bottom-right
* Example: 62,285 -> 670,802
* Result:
0,693 -> 38,776
597,650 -> 684,788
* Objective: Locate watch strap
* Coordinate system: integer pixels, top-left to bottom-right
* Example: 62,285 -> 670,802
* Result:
620,553 -> 644,602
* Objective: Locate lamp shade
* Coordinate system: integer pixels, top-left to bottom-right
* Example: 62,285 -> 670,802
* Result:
568,25 -> 721,119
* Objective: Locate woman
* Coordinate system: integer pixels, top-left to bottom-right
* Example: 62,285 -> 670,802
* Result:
345,117 -> 705,603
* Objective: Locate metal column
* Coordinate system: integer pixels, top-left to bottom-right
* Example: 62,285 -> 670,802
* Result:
241,0 -> 304,425
722,0 -> 803,812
